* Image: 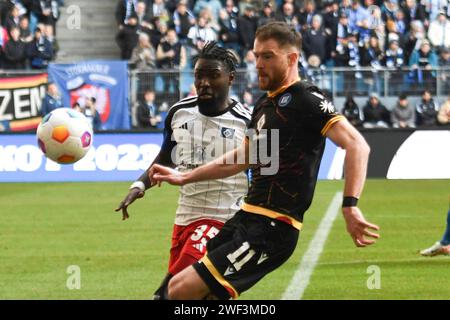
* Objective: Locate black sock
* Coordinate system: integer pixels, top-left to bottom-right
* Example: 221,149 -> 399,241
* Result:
153,273 -> 172,300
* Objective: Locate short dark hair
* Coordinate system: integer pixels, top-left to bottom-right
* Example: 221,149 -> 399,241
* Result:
195,41 -> 238,72
255,21 -> 302,51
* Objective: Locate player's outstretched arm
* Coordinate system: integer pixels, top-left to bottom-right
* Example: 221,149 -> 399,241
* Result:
151,139 -> 250,186
326,118 -> 380,247
115,149 -> 173,220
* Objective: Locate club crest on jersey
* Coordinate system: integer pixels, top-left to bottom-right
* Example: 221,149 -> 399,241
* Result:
278,93 -> 292,107
221,127 -> 235,139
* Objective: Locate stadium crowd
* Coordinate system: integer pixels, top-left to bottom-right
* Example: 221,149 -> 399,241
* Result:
0,0 -> 448,130
0,0 -> 63,69
114,0 -> 450,129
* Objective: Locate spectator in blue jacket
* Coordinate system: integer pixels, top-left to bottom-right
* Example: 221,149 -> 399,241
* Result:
409,39 -> 438,93
26,27 -> 53,69
40,82 -> 63,116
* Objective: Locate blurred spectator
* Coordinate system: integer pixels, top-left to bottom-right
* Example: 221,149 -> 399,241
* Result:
438,47 -> 450,94
237,4 -> 257,52
1,1 -> 26,24
242,90 -> 254,111
258,1 -> 275,27
335,31 -> 361,93
342,93 -> 362,127
40,82 -> 62,115
115,0 -> 138,27
149,0 -> 169,24
31,0 -> 59,33
402,0 -> 427,32
149,18 -> 168,50
348,0 -> 370,33
383,39 -> 404,95
83,97 -> 102,131
137,90 -> 161,128
3,26 -> 26,69
391,93 -> 416,128
276,2 -> 299,29
303,14 -> 328,64
172,0 -> 195,43
297,0 -> 316,31
218,8 -> 239,55
340,0 -> 353,17
380,0 -> 397,22
4,5 -> 20,34
135,1 -> 152,34
437,96 -> 450,126
323,1 -> 339,58
415,89 -> 439,126
408,39 -> 438,92
19,16 -> 32,42
43,24 -> 57,58
156,28 -> 186,94
335,11 -> 351,57
27,27 -> 53,69
224,0 -> 239,20
403,20 -> 426,63
193,0 -> 223,23
427,10 -> 450,50
116,13 -> 139,60
0,19 -> 10,66
360,35 -> 383,93
242,49 -> 257,93
368,5 -> 385,47
187,14 -> 217,58
422,0 -> 447,22
84,97 -> 101,131
363,93 -> 391,128
393,8 -> 407,36
200,8 -> 221,34
130,32 -> 156,70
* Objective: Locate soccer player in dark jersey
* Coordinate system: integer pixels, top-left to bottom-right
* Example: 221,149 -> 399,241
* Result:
115,42 -> 251,299
150,21 -> 380,300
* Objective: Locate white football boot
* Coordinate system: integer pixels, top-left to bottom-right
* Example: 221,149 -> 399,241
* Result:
420,241 -> 450,257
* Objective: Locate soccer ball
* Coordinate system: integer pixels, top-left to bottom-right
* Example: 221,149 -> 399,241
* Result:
37,108 -> 93,164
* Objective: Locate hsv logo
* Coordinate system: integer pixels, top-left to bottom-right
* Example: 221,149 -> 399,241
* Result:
221,127 -> 235,139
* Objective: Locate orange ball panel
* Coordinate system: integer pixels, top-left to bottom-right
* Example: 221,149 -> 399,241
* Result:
57,155 -> 76,164
52,126 -> 70,143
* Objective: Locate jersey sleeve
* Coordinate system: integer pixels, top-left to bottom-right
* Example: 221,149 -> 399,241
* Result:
302,87 -> 344,136
160,108 -> 177,155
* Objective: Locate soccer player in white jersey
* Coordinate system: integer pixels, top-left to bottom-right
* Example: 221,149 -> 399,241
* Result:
115,42 -> 251,299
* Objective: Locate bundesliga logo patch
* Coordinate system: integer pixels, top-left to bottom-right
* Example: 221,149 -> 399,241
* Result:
221,127 -> 235,139
278,93 -> 292,107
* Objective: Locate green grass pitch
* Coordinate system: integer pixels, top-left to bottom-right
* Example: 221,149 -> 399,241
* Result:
0,179 -> 449,299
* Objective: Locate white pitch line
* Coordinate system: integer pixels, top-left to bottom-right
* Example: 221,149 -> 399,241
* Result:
281,191 -> 343,300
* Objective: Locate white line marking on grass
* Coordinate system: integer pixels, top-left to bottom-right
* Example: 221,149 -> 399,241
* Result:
281,191 -> 343,300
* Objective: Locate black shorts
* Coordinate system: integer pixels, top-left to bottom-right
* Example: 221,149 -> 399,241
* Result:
193,210 -> 299,299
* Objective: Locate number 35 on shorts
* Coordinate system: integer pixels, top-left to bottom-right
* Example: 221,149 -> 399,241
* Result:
190,224 -> 220,252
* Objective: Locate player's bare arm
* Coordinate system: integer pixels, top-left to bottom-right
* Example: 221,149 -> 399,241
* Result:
151,138 -> 250,186
115,148 -> 174,220
326,118 -> 380,247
